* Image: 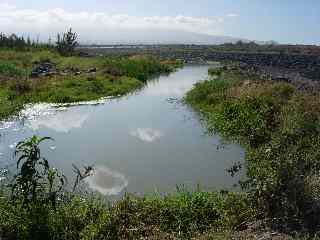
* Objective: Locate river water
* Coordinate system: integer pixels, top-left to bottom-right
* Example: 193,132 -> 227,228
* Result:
0,65 -> 244,196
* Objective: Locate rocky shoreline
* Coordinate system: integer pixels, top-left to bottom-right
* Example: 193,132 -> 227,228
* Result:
236,63 -> 320,92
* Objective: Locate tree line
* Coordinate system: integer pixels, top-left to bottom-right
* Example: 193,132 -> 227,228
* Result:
0,28 -> 78,56
0,33 -> 53,50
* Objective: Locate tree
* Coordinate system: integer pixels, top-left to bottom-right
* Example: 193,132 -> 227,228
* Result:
56,28 -> 79,56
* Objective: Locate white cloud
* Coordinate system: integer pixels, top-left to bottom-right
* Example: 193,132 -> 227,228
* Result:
0,3 -> 16,11
0,3 -> 224,43
130,128 -> 163,143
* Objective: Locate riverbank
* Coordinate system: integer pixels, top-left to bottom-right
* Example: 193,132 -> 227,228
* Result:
0,135 -> 300,240
185,66 -> 320,236
0,49 -> 179,120
0,64 -> 318,239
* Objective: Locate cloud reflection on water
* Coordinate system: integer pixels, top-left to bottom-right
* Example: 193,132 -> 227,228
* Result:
85,166 -> 128,195
28,111 -> 89,133
130,128 -> 163,142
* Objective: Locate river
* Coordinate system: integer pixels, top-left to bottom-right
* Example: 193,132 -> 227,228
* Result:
0,65 -> 244,196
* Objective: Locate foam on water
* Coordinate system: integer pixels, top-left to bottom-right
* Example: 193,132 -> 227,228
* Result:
0,96 -> 116,131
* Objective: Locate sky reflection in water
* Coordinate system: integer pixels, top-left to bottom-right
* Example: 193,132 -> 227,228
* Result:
0,65 -> 245,196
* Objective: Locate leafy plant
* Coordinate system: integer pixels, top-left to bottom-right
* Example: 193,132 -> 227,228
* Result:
11,136 -> 66,207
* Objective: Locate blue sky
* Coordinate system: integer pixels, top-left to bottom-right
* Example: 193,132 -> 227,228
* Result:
0,0 -> 319,44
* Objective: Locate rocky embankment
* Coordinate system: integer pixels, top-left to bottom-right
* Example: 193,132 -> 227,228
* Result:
234,63 -> 320,92
205,52 -> 320,80
157,50 -> 320,91
81,46 -> 320,92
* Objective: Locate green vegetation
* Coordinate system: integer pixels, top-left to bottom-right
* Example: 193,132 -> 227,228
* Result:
0,136 -> 253,239
1,65 -> 319,238
0,32 -> 53,50
0,49 -> 178,120
208,67 -> 223,77
185,67 -> 320,234
0,62 -> 24,76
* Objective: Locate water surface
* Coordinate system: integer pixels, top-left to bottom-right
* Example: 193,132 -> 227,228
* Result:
0,65 -> 244,195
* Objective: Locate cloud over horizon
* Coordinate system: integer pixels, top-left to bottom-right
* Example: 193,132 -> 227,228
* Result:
0,2 -> 230,43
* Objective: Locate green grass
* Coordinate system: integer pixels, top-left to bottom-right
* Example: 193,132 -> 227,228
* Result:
0,62 -> 24,76
185,68 -> 320,232
0,49 -> 179,120
0,189 -> 252,239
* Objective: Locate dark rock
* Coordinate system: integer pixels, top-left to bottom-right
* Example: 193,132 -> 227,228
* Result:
31,62 -> 56,78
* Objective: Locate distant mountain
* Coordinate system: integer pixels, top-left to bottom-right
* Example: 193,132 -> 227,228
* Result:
80,30 -> 255,45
